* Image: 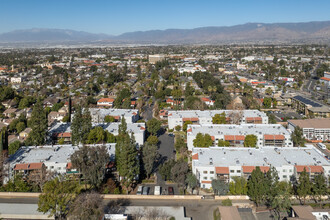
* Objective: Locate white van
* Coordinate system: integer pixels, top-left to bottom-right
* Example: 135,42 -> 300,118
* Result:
137,186 -> 143,195
154,186 -> 161,195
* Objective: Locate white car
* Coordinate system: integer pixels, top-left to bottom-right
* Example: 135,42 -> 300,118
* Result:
154,186 -> 161,195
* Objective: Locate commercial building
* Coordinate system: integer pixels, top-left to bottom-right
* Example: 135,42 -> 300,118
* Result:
7,143 -> 116,182
291,96 -> 330,118
192,146 -> 330,189
288,118 -> 330,142
88,108 -> 139,123
148,54 -> 166,64
167,110 -> 268,130
187,124 -> 292,150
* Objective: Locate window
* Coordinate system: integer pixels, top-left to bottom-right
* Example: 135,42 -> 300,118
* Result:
237,170 -> 241,173
230,170 -> 235,173
203,171 -> 208,174
58,167 -> 61,170
210,171 -> 214,174
289,169 -> 292,172
50,166 -> 54,169
210,177 -> 214,180
283,169 -> 286,172
203,177 -> 207,180
283,175 -> 287,179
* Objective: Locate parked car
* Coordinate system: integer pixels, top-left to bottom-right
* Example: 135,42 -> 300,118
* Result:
168,187 -> 174,195
154,186 -> 161,195
142,186 -> 150,195
137,186 -> 143,195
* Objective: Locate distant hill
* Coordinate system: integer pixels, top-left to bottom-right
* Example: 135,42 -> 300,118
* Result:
0,28 -> 110,42
0,21 -> 330,44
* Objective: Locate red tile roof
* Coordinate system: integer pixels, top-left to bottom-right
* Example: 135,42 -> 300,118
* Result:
320,77 -> 330,81
211,136 -> 215,141
246,117 -> 262,121
183,117 -> 199,122
224,135 -> 245,141
201,181 -> 212,184
215,167 -> 229,174
192,153 -> 198,160
14,163 -> 44,170
56,132 -> 71,138
264,134 -> 285,140
14,163 -> 29,170
295,165 -> 323,173
97,98 -> 114,103
66,162 -> 72,169
242,166 -> 269,173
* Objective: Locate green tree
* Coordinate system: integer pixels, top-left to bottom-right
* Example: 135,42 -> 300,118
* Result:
211,179 -> 229,195
222,199 -> 232,206
229,176 -> 247,195
104,115 -> 115,123
212,112 -> 227,124
193,133 -> 213,148
265,87 -> 273,96
87,126 -> 106,144
185,173 -> 198,194
291,126 -> 306,147
295,169 -> 311,205
71,145 -> 109,189
147,135 -> 159,145
116,118 -> 140,192
8,140 -> 21,155
146,118 -> 162,136
311,174 -> 327,203
271,191 -> 291,220
247,166 -> 266,206
142,143 -> 158,178
16,122 -> 26,133
182,120 -> 192,132
263,97 -> 272,108
29,99 -> 48,146
105,131 -> 116,143
244,135 -> 257,148
159,159 -> 176,181
175,125 -> 181,131
38,178 -> 79,220
175,135 -> 186,152
71,106 -> 92,145
218,139 -> 230,147
62,115 -> 70,123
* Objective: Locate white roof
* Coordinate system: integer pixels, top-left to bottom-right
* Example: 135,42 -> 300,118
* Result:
192,146 -> 330,168
188,124 -> 290,136
168,110 -> 267,119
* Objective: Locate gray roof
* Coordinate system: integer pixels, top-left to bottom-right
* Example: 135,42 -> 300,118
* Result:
192,146 -> 330,168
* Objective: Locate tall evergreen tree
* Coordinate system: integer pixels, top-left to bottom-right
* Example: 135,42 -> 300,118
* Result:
116,118 -> 139,192
29,99 -> 47,146
71,105 -> 92,145
247,166 -> 267,206
311,174 -> 327,203
296,169 -> 312,205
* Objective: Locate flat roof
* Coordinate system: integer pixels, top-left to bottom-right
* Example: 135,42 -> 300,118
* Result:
48,122 -> 146,134
288,118 -> 330,129
8,143 -> 116,168
168,110 -> 267,119
188,124 -> 290,137
192,146 -> 330,168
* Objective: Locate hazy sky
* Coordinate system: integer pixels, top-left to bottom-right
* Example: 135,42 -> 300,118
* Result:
1,0 -> 330,35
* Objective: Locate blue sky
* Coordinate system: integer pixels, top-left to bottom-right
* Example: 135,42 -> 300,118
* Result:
1,0 -> 330,35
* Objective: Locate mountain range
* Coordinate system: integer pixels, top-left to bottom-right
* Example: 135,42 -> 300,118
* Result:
1,21 -> 330,45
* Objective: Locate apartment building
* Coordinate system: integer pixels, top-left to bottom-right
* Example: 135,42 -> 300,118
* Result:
192,146 -> 330,189
48,122 -> 145,146
88,108 -> 139,123
167,110 -> 268,129
288,118 -> 330,142
186,124 -> 292,150
291,96 -> 330,118
148,54 -> 166,64
7,143 -> 116,182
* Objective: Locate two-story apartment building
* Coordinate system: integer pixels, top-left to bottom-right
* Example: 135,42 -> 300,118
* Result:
187,124 -> 292,150
192,146 -> 330,189
168,110 -> 268,129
